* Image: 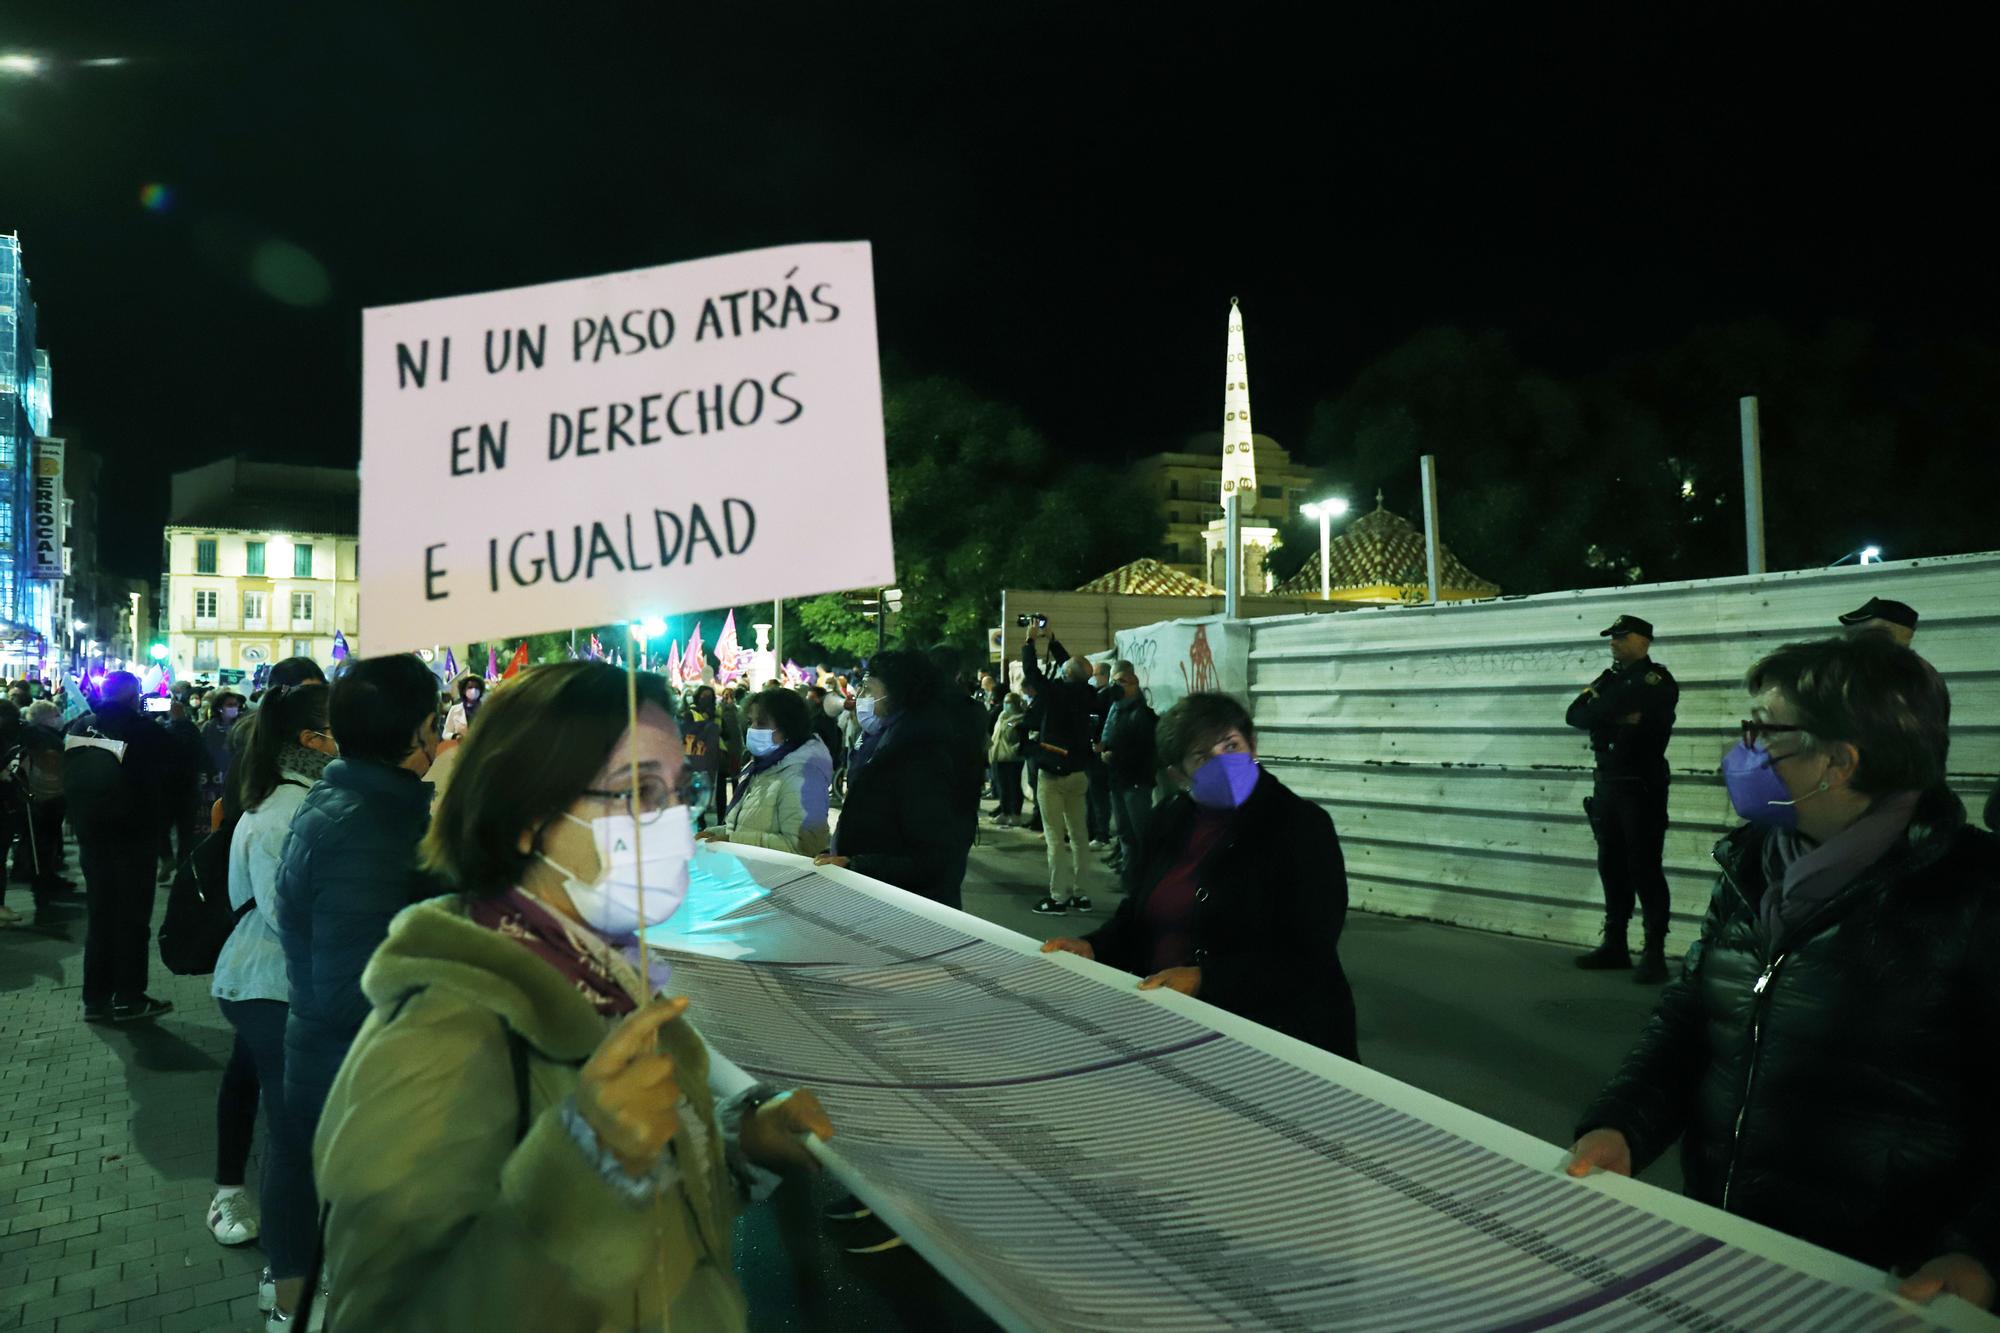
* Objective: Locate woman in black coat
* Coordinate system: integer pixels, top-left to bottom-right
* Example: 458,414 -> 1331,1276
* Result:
1043,692 -> 1358,1061
815,650 -> 981,910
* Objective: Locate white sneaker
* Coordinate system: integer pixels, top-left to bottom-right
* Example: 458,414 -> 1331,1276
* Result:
259,1268 -> 276,1314
207,1188 -> 260,1245
0,904 -> 22,927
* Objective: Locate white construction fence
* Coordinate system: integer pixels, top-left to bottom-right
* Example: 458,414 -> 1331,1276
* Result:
1115,552 -> 2000,952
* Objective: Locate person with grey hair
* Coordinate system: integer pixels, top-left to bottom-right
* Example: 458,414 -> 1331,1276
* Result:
1570,634 -> 2000,1313
1020,626 -> 1099,914
17,699 -> 70,912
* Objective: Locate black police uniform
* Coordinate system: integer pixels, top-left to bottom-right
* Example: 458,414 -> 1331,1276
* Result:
1565,618 -> 1678,964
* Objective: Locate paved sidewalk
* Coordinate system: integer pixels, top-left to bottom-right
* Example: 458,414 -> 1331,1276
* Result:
0,866 -> 267,1333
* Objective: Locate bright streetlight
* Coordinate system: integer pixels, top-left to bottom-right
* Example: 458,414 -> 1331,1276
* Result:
1860,545 -> 1882,565
1299,498 -> 1351,602
0,53 -> 46,77
635,615 -> 669,640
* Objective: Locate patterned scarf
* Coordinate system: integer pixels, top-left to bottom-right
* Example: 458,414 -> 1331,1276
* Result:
278,743 -> 333,785
466,886 -> 649,1016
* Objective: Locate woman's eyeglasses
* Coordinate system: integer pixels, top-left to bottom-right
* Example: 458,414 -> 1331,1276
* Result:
1740,720 -> 1805,751
580,771 -> 710,824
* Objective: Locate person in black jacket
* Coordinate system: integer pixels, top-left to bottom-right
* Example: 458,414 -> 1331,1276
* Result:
1042,692 -> 1358,1060
1098,661 -> 1158,873
65,672 -> 190,1022
1569,635 -> 2000,1314
1020,625 -> 1099,914
1565,614 -> 1679,982
814,650 -> 979,909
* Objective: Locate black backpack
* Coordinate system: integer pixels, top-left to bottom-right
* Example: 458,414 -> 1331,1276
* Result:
158,778 -> 306,976
62,727 -> 134,837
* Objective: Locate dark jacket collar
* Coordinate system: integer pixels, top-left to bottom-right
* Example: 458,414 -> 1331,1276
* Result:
325,757 -> 435,811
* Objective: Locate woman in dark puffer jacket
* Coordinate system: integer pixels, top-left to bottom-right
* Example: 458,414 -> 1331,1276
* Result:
1570,635 -> 2000,1313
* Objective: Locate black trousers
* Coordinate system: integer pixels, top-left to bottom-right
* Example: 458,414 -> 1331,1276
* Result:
80,837 -> 159,1008
1085,761 -> 1111,842
1587,777 -> 1671,939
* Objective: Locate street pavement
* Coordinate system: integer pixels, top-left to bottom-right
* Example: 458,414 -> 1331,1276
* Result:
0,809 -> 1681,1332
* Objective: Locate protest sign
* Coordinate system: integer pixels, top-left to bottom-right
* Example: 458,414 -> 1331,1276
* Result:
358,242 -> 893,653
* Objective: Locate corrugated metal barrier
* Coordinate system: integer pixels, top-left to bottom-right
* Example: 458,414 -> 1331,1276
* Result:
1233,552 -> 2000,951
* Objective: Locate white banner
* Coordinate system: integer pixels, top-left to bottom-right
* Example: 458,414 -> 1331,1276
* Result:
655,849 -> 1988,1333
358,242 -> 894,653
28,438 -> 64,580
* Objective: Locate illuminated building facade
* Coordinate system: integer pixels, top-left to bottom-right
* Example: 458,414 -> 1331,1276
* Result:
0,233 -> 59,673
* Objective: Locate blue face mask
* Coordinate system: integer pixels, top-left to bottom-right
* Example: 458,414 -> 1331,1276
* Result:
744,727 -> 779,757
854,696 -> 885,735
1189,751 -> 1260,810
1721,740 -> 1825,828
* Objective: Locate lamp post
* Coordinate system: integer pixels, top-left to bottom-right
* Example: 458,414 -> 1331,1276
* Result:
1299,498 -> 1350,601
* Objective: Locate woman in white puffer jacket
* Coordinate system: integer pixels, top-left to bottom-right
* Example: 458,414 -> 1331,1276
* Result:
696,686 -> 831,856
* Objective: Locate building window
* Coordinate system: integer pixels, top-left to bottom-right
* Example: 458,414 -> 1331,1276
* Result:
245,541 -> 266,576
1161,544 -> 1181,564
291,591 -> 315,628
1260,483 -> 1283,499
1286,487 -> 1305,504
194,639 -> 219,670
1169,509 -> 1181,523
1200,504 -> 1224,522
1202,480 -> 1220,503
1169,480 -> 1181,499
243,591 -> 266,628
196,538 -> 218,574
293,639 -> 313,659
294,543 -> 314,577
194,589 -> 219,626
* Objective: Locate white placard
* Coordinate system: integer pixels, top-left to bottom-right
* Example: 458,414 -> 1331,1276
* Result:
359,242 -> 893,654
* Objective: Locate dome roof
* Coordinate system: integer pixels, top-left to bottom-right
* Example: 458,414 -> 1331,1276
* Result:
1076,558 -> 1224,596
1277,494 -> 1499,600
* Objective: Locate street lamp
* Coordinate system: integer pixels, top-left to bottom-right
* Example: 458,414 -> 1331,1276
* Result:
1830,544 -> 1885,567
1299,498 -> 1351,601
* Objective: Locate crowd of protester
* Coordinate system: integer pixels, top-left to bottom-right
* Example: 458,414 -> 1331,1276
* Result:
3,595 -> 1996,1325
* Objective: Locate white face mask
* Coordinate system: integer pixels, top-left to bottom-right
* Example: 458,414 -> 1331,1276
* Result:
744,727 -> 779,757
541,806 -> 695,936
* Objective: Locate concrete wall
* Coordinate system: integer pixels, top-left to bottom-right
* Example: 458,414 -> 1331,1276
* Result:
1140,553 -> 2000,952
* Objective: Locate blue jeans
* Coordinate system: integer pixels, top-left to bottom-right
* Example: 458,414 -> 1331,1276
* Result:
219,998 -> 317,1280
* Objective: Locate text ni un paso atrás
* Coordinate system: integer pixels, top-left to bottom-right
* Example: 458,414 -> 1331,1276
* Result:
392,268 -> 842,601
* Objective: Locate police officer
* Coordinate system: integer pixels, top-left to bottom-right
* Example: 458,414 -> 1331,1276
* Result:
1838,596 -> 1917,648
1566,614 -> 1678,983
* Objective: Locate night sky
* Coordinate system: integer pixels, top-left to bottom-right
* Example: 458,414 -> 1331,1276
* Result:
3,5 -> 1993,577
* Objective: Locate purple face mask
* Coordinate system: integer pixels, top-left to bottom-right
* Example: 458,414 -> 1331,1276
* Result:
1190,751 -> 1260,810
1721,740 -> 1803,828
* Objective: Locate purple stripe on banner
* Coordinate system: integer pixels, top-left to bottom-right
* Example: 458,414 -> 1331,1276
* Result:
1481,1237 -> 1726,1333
741,1031 -> 1228,1092
716,939 -> 984,970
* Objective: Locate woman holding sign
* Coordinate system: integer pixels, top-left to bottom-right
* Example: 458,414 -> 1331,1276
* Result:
310,662 -> 832,1331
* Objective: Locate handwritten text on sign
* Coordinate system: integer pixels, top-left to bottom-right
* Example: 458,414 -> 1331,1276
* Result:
358,242 -> 893,654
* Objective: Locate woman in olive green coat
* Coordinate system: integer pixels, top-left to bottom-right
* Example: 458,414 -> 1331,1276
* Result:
312,663 -> 833,1331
